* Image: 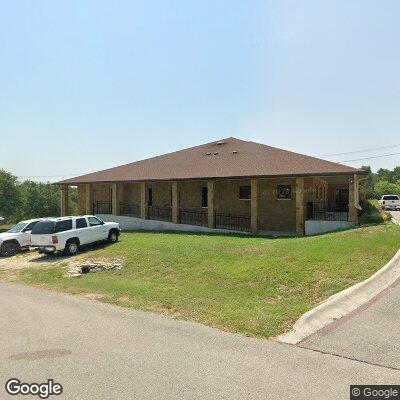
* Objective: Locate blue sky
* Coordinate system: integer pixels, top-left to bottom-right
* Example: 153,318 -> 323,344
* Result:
1,0 -> 399,181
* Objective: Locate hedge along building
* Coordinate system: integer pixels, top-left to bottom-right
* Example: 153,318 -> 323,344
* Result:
58,138 -> 366,236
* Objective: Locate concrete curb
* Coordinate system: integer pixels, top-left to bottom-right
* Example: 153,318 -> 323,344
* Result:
277,249 -> 400,344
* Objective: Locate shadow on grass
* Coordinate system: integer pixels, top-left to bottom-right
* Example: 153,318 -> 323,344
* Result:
28,241 -> 116,264
119,229 -> 299,240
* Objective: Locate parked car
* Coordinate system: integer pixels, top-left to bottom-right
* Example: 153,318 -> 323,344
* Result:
378,195 -> 400,211
31,215 -> 121,256
0,219 -> 43,257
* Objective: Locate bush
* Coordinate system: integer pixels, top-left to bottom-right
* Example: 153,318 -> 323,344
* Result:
358,199 -> 391,225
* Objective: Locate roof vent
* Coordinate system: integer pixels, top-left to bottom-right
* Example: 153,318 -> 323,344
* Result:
213,152 -> 219,155
232,150 -> 238,154
205,152 -> 211,155
216,141 -> 226,146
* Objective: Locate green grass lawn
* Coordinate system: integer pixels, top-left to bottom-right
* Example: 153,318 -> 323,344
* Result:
7,223 -> 400,338
0,224 -> 12,233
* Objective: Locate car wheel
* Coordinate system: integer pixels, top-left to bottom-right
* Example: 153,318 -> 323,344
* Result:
0,241 -> 20,257
107,230 -> 119,243
64,240 -> 79,256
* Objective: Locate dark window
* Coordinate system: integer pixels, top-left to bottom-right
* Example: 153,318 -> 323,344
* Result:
277,185 -> 292,200
88,217 -> 103,227
55,219 -> 73,233
32,221 -> 56,234
148,188 -> 153,207
23,221 -> 39,232
201,187 -> 208,208
239,186 -> 251,200
382,195 -> 399,201
76,218 -> 88,229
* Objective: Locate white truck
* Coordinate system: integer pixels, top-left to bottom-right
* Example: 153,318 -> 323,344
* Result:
0,219 -> 43,257
31,216 -> 121,256
379,195 -> 400,211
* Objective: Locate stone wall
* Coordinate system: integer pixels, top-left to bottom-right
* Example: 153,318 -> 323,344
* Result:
258,178 -> 297,233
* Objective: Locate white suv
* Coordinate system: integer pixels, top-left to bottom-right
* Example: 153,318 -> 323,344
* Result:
379,195 -> 400,211
31,216 -> 121,256
0,219 -> 43,257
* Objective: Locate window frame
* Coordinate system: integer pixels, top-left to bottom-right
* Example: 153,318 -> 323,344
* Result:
239,185 -> 251,201
276,185 -> 292,200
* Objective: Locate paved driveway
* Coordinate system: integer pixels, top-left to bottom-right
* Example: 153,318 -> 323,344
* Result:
391,210 -> 400,224
0,283 -> 398,400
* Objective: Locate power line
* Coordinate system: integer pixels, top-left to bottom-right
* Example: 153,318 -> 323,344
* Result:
319,143 -> 400,157
339,152 -> 400,163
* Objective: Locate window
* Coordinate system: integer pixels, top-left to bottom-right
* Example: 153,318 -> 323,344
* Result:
201,187 -> 208,207
76,218 -> 88,229
148,188 -> 153,207
8,223 -> 28,233
239,186 -> 251,200
88,217 -> 103,227
277,185 -> 292,200
383,195 -> 399,201
23,221 -> 39,232
55,219 -> 73,233
32,221 -> 56,234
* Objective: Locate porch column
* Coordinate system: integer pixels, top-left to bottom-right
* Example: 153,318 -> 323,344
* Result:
207,180 -> 215,229
140,182 -> 147,219
296,177 -> 305,235
251,178 -> 258,234
111,183 -> 123,216
60,185 -> 69,217
348,174 -> 358,224
85,184 -> 93,214
172,181 -> 179,224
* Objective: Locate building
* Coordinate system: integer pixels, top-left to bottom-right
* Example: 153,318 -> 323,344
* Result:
58,138 -> 366,236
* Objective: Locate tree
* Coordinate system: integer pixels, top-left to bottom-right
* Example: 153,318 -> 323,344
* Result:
374,180 -> 400,198
0,169 -> 21,220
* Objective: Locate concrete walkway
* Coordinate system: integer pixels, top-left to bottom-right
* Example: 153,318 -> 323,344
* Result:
0,282 -> 398,399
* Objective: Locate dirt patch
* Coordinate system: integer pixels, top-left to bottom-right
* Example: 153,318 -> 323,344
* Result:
64,259 -> 123,278
9,349 -> 72,361
0,251 -> 124,280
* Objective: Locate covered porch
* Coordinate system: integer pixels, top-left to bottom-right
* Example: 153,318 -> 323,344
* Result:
59,174 -> 360,236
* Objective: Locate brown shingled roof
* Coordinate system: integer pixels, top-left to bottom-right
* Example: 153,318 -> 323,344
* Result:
59,137 -> 364,184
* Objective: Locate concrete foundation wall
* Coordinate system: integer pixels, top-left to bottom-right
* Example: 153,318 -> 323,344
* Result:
305,220 -> 353,236
96,214 -> 250,235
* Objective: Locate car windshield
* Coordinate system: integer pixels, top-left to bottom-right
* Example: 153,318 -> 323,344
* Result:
383,195 -> 399,201
7,223 -> 27,233
31,221 -> 56,234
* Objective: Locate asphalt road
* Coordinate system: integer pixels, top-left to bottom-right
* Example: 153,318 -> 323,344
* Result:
301,278 -> 400,370
0,283 -> 399,399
